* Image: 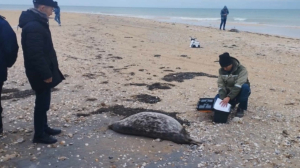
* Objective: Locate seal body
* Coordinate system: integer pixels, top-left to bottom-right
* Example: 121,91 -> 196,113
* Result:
109,112 -> 198,144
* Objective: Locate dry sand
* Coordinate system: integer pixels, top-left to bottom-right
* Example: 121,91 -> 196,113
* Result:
1,10 -> 300,167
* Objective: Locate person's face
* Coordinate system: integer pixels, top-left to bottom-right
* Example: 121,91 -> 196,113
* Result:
223,64 -> 233,71
39,5 -> 53,17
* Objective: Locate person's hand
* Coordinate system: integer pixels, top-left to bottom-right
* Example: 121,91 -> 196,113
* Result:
44,77 -> 53,83
220,97 -> 230,107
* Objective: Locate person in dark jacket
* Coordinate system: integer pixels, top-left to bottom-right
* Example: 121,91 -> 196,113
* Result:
216,53 -> 251,118
0,15 -> 19,134
19,0 -> 65,144
54,5 -> 61,26
220,6 -> 229,30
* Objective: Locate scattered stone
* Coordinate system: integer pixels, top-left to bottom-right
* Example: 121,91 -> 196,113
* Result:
282,130 -> 289,137
232,117 -> 243,124
60,141 -> 66,145
58,156 -> 68,161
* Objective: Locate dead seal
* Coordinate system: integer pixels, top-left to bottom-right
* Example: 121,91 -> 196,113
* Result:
108,112 -> 200,144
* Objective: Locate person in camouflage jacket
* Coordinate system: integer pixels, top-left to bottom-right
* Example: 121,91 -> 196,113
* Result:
216,52 -> 251,118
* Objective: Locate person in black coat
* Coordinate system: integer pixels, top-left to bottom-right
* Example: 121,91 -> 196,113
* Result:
0,15 -> 19,134
19,0 -> 65,144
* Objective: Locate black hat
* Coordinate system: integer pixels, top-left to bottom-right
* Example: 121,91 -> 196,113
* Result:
219,52 -> 232,67
33,0 -> 58,8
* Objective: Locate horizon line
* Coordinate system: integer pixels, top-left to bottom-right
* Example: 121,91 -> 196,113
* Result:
0,4 -> 299,10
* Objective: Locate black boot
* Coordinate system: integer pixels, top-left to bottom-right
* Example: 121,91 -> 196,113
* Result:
45,127 -> 61,136
236,108 -> 244,118
33,134 -> 57,144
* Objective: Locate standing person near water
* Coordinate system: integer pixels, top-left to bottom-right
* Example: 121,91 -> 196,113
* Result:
220,6 -> 229,30
54,4 -> 61,26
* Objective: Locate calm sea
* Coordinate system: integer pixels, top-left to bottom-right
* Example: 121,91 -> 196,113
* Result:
1,5 -> 300,38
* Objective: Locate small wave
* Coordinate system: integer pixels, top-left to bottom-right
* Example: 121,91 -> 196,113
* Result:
172,17 -> 220,21
233,18 -> 247,21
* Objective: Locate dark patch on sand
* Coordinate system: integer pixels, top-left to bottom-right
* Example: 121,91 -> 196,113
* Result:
133,94 -> 161,104
86,98 -> 98,102
124,83 -> 175,90
113,68 -> 127,72
63,74 -> 70,78
163,70 -> 175,72
108,56 -> 123,60
229,29 -> 239,33
95,55 -> 102,59
82,73 -> 97,79
101,81 -> 109,84
125,83 -> 148,86
82,72 -> 105,79
2,88 -> 59,100
77,105 -> 189,125
180,55 -> 190,58
147,83 -> 175,90
2,88 -> 20,94
130,72 -> 135,76
65,55 -> 88,61
154,55 -> 161,58
162,72 -> 218,82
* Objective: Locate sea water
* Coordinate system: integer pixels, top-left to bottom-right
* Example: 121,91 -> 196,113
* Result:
1,5 -> 300,38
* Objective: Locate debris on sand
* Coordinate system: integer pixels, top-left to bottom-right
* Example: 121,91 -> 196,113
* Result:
133,94 -> 161,104
147,83 -> 175,90
229,28 -> 239,33
162,72 -> 218,82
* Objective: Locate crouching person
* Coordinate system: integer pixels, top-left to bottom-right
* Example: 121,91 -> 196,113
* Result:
216,52 -> 250,118
19,0 -> 65,144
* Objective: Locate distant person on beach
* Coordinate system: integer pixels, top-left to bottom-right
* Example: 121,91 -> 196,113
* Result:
216,52 -> 250,118
18,0 -> 65,144
0,15 -> 19,134
54,5 -> 61,26
220,6 -> 229,30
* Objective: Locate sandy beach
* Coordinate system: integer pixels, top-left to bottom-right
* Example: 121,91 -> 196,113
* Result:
1,10 -> 300,167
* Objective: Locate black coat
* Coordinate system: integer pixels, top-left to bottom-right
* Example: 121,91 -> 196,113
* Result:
19,10 -> 64,92
0,16 -> 19,82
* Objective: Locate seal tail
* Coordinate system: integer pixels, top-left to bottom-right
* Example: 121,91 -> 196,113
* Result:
189,138 -> 202,145
108,124 -> 113,130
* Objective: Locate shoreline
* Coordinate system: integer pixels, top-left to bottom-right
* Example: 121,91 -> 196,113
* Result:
1,7 -> 300,39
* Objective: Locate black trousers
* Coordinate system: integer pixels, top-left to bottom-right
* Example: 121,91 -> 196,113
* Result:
34,88 -> 51,138
220,19 -> 227,30
0,81 -> 3,131
0,81 -> 3,115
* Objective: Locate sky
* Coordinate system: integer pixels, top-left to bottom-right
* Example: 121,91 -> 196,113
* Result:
0,0 -> 299,9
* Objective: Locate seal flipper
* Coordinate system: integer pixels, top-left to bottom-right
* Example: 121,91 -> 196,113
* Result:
188,137 -> 202,145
